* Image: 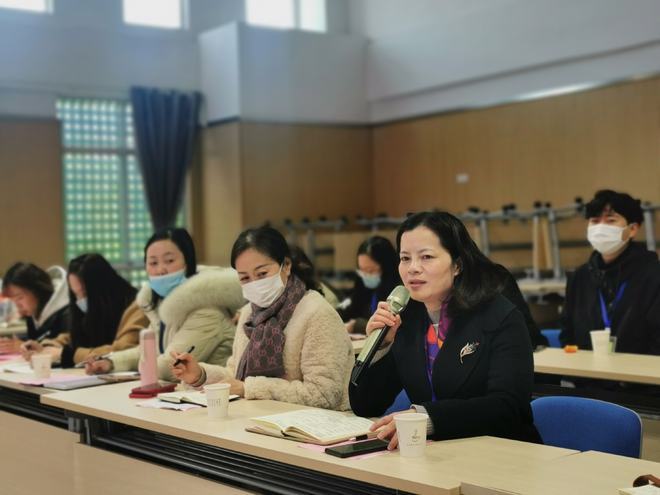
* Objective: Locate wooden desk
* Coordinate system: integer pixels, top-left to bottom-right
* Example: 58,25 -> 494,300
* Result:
534,348 -> 660,385
43,382 -> 576,495
517,278 -> 566,296
0,369 -> 78,495
461,450 -> 660,495
534,348 -> 660,462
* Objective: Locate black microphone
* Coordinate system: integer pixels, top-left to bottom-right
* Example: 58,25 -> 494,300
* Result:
350,285 -> 410,386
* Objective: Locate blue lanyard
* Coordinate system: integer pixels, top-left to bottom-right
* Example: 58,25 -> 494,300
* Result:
369,293 -> 378,313
598,282 -> 627,329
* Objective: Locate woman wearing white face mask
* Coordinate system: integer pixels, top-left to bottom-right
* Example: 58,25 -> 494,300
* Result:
171,226 -> 353,410
20,254 -> 147,367
560,190 -> 660,355
86,228 -> 244,381
338,236 -> 401,334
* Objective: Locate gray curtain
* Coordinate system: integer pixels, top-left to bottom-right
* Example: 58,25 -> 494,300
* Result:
130,87 -> 202,230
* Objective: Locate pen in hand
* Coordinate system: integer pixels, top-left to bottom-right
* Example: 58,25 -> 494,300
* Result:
172,345 -> 195,367
74,353 -> 112,369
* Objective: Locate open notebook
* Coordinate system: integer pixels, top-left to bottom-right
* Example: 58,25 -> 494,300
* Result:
157,390 -> 239,407
246,409 -> 374,446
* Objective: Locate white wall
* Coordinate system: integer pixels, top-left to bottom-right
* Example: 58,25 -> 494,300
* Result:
200,23 -> 367,124
0,0 -> 243,118
199,23 -> 241,122
350,0 -> 660,122
239,24 -> 367,123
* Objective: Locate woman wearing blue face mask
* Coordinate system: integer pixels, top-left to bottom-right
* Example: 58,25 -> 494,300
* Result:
20,254 -> 147,367
171,226 -> 353,410
86,228 -> 244,381
339,236 -> 401,334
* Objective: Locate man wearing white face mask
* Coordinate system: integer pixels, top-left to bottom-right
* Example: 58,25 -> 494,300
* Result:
560,190 -> 660,355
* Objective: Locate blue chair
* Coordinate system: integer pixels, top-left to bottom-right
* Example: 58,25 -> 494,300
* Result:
531,396 -> 642,458
541,329 -> 562,348
384,389 -> 411,415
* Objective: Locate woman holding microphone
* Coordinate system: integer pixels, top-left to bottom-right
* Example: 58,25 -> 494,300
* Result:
349,211 -> 541,449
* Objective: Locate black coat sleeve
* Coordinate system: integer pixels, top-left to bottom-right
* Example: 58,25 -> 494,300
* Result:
645,281 -> 660,355
500,271 -> 547,347
422,310 -> 536,440
559,271 -> 577,346
349,349 -> 403,417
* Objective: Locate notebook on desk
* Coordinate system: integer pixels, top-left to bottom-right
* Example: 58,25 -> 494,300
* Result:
43,375 -> 108,390
157,390 -> 240,406
246,409 -> 374,446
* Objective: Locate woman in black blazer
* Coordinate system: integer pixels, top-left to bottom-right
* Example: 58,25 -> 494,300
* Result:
349,211 -> 541,449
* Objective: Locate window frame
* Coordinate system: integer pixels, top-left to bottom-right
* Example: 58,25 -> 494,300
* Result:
56,97 -> 155,286
246,0 -> 326,33
121,0 -> 188,30
0,0 -> 53,14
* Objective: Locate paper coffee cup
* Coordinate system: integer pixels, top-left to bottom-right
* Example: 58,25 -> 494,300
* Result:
204,383 -> 230,419
590,329 -> 611,355
394,412 -> 428,457
32,353 -> 51,379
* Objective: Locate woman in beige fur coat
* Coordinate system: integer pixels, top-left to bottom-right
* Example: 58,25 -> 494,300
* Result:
172,227 -> 353,411
86,228 -> 244,382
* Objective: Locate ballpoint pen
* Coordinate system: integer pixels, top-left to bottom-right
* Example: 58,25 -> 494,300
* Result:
172,345 -> 195,367
74,352 -> 112,369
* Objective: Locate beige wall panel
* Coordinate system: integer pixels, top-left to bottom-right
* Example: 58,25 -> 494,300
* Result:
196,122 -> 243,266
0,119 -> 64,272
240,122 -> 373,227
373,77 -> 660,217
73,443 -> 256,495
0,411 -> 77,495
373,77 -> 660,269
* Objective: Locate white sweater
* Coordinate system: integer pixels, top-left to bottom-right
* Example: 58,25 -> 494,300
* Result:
200,290 -> 353,411
111,267 -> 244,381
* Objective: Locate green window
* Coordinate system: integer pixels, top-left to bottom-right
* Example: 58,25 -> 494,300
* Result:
57,98 -> 154,286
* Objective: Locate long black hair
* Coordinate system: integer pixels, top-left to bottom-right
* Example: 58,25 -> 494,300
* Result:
288,245 -> 325,296
67,254 -> 137,349
397,211 -> 508,317
2,262 -> 53,318
144,227 -> 197,308
231,226 -> 320,292
356,236 -> 401,301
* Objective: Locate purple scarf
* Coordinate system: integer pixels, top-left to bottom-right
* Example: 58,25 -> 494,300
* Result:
236,275 -> 306,381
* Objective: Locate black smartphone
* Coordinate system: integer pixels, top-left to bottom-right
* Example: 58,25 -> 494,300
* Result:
324,439 -> 389,458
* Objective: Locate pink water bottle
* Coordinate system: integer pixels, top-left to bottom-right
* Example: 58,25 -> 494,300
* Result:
138,328 -> 158,387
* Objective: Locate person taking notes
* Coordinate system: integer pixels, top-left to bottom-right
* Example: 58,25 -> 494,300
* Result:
1,263 -> 69,353
86,228 -> 244,381
172,226 -> 353,411
20,254 -> 147,367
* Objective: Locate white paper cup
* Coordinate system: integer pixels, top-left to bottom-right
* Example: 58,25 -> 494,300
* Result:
394,412 -> 428,457
590,329 -> 611,355
204,383 -> 230,419
31,354 -> 51,379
